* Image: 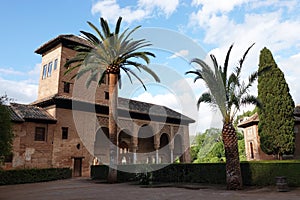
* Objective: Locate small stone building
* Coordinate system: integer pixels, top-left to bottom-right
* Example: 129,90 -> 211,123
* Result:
3,35 -> 194,176
238,107 -> 300,160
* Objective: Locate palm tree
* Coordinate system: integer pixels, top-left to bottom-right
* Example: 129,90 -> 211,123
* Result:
65,17 -> 160,183
186,44 -> 260,190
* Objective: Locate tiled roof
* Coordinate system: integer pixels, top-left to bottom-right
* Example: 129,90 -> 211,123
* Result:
35,34 -> 92,55
9,103 -> 56,123
238,109 -> 300,128
237,113 -> 259,128
5,105 -> 24,122
118,97 -> 194,122
31,95 -> 195,123
295,105 -> 300,116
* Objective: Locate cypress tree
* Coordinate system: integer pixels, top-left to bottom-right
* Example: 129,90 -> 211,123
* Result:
258,47 -> 295,159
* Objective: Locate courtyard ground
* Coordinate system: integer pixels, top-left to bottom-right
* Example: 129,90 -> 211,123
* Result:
0,177 -> 299,200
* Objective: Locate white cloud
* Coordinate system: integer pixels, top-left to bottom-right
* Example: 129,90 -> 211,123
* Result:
133,91 -> 180,112
138,0 -> 179,17
278,53 -> 300,104
0,63 -> 40,103
0,68 -> 24,76
0,78 -> 38,104
188,1 -> 300,109
91,0 -> 179,24
91,0 -> 147,24
168,49 -> 189,59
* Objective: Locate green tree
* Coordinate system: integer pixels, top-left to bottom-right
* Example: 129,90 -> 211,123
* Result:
192,128 -> 246,163
186,44 -> 260,190
257,47 -> 295,159
0,95 -> 13,165
65,17 -> 160,183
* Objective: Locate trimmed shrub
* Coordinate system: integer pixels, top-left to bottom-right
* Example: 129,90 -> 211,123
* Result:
0,168 -> 72,185
91,161 -> 300,186
241,161 -> 300,186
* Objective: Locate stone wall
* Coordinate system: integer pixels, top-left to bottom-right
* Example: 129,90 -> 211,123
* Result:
11,122 -> 55,169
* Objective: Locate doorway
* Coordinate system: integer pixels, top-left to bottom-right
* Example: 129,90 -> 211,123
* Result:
73,157 -> 82,177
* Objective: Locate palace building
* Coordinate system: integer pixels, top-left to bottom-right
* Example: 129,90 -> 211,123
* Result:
3,35 -> 194,176
238,107 -> 300,161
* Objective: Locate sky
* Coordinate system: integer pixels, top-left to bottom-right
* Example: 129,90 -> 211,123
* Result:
1,0 -> 300,134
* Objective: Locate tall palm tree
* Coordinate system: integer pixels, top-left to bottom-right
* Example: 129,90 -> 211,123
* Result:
186,44 -> 260,190
65,17 -> 160,183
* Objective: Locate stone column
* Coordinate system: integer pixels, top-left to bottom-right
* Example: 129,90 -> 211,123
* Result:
169,141 -> 174,163
182,126 -> 191,163
132,123 -> 139,164
132,146 -> 137,164
154,142 -> 160,164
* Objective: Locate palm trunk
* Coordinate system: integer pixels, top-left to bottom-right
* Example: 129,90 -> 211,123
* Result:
222,122 -> 243,190
107,73 -> 118,183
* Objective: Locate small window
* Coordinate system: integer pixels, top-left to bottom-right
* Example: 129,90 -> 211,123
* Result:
62,127 -> 68,139
101,74 -> 107,84
47,62 -> 53,77
42,64 -> 47,79
4,153 -> 13,163
105,91 -> 109,100
35,127 -> 46,141
65,58 -> 69,68
63,82 -> 70,93
54,59 -> 58,70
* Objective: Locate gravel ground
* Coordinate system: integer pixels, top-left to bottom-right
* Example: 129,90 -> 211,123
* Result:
0,178 -> 300,200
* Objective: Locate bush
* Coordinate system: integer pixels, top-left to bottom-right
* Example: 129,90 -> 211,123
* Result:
241,161 -> 300,186
91,161 -> 300,186
0,168 -> 72,185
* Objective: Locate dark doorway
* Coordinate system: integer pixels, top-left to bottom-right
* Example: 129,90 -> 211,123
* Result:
73,158 -> 82,177
250,142 -> 254,159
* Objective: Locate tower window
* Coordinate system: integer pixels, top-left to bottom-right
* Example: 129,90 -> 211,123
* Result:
47,61 -> 53,77
63,82 -> 70,93
35,127 -> 46,141
54,59 -> 58,70
105,91 -> 109,100
101,74 -> 107,84
65,58 -> 69,68
62,127 -> 68,140
42,64 -> 47,79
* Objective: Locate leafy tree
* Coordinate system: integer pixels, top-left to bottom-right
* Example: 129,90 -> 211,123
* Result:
257,47 -> 295,159
186,44 -> 260,190
193,128 -> 222,162
0,95 -> 13,165
191,128 -> 246,163
65,17 -> 160,183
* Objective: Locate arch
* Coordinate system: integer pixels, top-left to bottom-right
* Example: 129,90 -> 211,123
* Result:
94,127 -> 109,164
159,133 -> 171,163
118,129 -> 132,164
137,124 -> 155,163
118,129 -> 132,148
160,133 -> 169,148
173,134 -> 183,163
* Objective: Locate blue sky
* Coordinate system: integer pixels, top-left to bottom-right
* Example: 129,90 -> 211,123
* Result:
1,0 -> 300,133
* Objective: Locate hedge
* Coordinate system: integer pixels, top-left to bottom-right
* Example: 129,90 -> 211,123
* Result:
91,161 -> 300,186
0,168 -> 72,185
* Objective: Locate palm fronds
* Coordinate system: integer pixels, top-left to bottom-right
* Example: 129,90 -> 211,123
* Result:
65,16 -> 159,88
186,44 -> 258,123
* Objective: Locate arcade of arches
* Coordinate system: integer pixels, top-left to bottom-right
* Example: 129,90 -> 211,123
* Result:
94,119 -> 190,165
